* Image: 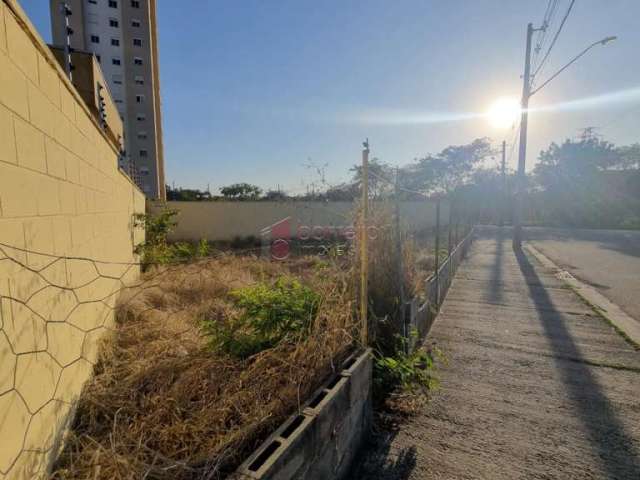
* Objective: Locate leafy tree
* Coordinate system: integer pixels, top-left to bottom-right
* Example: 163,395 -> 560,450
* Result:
350,158 -> 395,199
166,185 -> 212,201
262,189 -> 288,201
219,183 -> 262,200
531,136 -> 639,228
404,138 -> 492,195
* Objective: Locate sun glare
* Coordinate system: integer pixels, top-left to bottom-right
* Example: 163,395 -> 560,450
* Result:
487,97 -> 521,129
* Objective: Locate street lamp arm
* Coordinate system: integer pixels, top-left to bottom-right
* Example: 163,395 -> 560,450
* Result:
530,36 -> 617,97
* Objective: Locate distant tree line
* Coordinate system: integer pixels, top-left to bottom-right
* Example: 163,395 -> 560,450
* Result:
166,132 -> 640,229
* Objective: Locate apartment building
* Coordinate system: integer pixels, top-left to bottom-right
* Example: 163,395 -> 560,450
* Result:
50,0 -> 166,200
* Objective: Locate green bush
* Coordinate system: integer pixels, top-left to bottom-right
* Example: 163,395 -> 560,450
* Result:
206,277 -> 321,358
134,209 -> 211,266
373,332 -> 440,399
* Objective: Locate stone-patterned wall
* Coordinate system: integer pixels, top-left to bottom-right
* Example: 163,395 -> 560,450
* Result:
0,1 -> 145,478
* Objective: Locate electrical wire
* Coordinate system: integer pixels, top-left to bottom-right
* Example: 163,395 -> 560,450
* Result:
532,0 -> 576,85
531,0 -> 559,73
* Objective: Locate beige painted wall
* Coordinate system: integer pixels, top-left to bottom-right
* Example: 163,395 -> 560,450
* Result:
0,1 -> 145,478
150,200 -> 450,242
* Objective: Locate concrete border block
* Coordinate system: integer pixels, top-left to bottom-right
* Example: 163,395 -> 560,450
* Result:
234,349 -> 372,480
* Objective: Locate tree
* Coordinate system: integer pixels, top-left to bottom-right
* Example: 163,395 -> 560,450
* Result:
262,189 -> 288,201
166,185 -> 212,201
405,138 -> 492,195
220,183 -> 262,200
531,136 -> 639,228
350,158 -> 395,199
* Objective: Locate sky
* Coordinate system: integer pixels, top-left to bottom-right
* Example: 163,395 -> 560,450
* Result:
19,0 -> 640,195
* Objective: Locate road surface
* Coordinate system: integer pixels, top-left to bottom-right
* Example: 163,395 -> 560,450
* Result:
525,227 -> 640,323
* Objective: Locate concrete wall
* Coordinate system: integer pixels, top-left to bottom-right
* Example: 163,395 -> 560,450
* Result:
150,201 -> 449,242
0,1 -> 145,478
233,350 -> 372,480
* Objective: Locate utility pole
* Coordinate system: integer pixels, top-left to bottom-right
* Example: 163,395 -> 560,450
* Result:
500,140 -> 506,227
360,139 -> 370,346
513,23 -> 534,249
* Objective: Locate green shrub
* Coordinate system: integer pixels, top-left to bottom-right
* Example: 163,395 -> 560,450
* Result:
134,209 -> 212,266
206,277 -> 321,358
373,332 -> 440,399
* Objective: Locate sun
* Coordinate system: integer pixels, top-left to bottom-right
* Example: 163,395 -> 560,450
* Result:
487,97 -> 521,129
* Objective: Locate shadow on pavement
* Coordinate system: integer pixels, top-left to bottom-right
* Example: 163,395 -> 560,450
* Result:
348,426 -> 417,480
514,246 -> 640,478
488,228 -> 505,304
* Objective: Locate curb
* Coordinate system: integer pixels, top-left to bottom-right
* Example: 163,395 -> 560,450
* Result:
232,349 -> 372,480
525,243 -> 640,348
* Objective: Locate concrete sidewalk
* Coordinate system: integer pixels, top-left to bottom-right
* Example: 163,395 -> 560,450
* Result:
352,227 -> 640,480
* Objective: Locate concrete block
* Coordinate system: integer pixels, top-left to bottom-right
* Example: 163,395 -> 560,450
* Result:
0,104 -> 17,166
4,8 -> 38,84
37,54 -> 60,108
234,349 -> 372,480
45,137 -> 66,179
0,49 -> 29,119
14,117 -> 46,176
64,152 -> 79,184
58,181 -> 76,215
36,173 -> 61,216
27,81 -> 55,138
59,85 -> 75,123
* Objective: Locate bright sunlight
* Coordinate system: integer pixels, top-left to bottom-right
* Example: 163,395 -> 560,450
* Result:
487,96 -> 521,128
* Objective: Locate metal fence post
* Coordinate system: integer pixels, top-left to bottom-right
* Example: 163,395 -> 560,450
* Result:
434,197 -> 441,306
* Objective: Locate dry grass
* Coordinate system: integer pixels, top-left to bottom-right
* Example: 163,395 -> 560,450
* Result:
51,254 -> 356,480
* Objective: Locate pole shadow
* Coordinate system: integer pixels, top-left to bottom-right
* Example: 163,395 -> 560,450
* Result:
514,247 -> 640,478
488,228 -> 505,304
348,427 -> 417,480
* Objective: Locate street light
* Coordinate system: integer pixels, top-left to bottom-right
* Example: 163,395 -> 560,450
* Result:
530,36 -> 617,96
512,27 -> 617,249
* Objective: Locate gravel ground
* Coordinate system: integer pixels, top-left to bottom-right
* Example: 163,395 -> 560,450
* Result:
351,227 -> 640,480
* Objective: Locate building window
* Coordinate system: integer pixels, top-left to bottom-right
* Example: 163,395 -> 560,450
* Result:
88,0 -> 97,4
111,38 -> 120,46
137,131 -> 147,140
137,113 -> 146,121
115,99 -> 123,104
91,35 -> 100,43
136,94 -> 144,103
112,57 -> 121,65
109,0 -> 118,7
139,149 -> 148,158
132,19 -> 141,27
113,74 -> 123,85
133,38 -> 142,47
95,55 -> 101,63
134,57 -> 143,66
131,0 -> 140,8
140,167 -> 150,175
134,75 -> 144,85
109,18 -> 119,27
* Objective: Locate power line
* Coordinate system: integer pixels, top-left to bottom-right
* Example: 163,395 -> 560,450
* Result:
531,0 -> 559,73
532,0 -> 576,84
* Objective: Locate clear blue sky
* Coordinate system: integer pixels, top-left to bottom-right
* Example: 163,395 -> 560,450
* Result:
20,0 -> 640,194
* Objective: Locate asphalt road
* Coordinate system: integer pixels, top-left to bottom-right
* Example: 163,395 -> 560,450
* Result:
525,227 -> 640,323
